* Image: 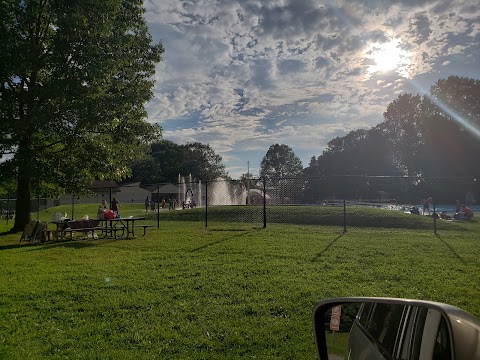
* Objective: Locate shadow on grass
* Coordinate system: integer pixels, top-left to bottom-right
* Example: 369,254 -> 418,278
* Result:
311,232 -> 345,262
27,239 -> 98,251
435,234 -> 465,265
190,228 -> 263,252
0,239 -> 95,251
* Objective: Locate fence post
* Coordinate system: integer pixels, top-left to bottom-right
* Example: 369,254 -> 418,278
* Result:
263,177 -> 267,228
71,193 -> 75,221
433,198 -> 437,235
343,199 -> 347,233
6,192 -> 10,225
205,181 -> 208,228
157,184 -> 160,228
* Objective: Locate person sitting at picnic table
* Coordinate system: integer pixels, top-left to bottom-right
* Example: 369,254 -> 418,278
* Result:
97,199 -> 108,220
111,197 -> 120,215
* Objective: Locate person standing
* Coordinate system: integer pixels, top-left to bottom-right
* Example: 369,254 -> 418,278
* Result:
97,199 -> 108,220
111,197 -> 119,213
111,197 -> 120,218
422,197 -> 432,215
145,196 -> 150,211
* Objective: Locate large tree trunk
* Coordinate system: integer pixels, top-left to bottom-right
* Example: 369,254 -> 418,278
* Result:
12,140 -> 33,232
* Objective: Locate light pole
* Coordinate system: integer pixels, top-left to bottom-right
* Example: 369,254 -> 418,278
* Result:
247,161 -> 250,205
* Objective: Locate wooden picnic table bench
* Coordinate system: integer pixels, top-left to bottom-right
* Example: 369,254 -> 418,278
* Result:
52,219 -> 102,240
135,224 -> 154,236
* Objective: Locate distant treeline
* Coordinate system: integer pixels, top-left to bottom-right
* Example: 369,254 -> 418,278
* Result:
302,76 -> 480,203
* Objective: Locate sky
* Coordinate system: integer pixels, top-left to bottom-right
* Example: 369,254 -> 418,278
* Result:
143,0 -> 480,179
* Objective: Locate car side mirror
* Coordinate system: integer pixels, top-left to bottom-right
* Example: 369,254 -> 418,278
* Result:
312,297 -> 480,360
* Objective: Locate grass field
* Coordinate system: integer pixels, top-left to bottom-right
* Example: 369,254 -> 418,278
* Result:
0,205 -> 479,359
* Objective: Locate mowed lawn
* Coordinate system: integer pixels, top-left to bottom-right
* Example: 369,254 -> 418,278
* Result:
0,206 -> 479,359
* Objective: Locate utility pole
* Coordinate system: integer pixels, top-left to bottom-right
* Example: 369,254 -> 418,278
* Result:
247,161 -> 250,205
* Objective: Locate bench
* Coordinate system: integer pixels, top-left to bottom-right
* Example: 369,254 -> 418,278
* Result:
135,225 -> 154,236
62,220 -> 102,240
63,227 -> 104,240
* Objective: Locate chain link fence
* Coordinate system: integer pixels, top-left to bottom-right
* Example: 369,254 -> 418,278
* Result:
198,176 -> 478,233
4,176 -> 477,233
203,179 -> 265,228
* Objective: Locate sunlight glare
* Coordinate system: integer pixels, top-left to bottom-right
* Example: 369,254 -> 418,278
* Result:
366,38 -> 410,76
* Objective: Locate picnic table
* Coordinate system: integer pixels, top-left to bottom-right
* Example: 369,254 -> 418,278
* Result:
51,219 -> 102,240
102,216 -> 148,239
50,217 -> 151,241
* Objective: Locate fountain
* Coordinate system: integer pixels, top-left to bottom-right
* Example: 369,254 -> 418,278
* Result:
209,179 -> 245,205
178,174 -> 202,208
176,176 -> 265,207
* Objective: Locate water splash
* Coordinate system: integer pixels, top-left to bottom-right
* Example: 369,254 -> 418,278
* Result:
209,179 -> 245,205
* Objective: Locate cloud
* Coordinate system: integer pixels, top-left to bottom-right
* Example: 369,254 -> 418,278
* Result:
143,0 -> 480,178
408,12 -> 432,44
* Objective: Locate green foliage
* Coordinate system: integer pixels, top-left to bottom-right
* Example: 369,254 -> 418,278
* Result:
382,93 -> 424,177
260,144 -> 303,180
305,76 -> 480,203
0,0 -> 164,229
129,140 -> 227,184
183,142 -> 227,181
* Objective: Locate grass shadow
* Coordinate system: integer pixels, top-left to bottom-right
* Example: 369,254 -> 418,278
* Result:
0,241 -> 44,250
191,228 -> 263,252
311,232 -> 345,262
27,239 -> 99,251
435,234 -> 465,265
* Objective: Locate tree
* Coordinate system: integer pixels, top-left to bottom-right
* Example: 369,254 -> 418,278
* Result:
260,144 -> 303,180
382,93 -> 424,177
182,142 -> 227,181
421,76 -> 480,178
303,76 -> 480,203
127,141 -> 227,184
0,0 -> 164,230
138,140 -> 186,184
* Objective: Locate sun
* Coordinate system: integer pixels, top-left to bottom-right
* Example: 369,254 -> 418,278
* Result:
366,38 -> 410,76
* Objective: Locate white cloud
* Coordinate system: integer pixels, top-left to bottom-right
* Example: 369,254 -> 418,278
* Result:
143,0 -> 480,178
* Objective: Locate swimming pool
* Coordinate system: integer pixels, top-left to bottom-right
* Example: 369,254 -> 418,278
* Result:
415,204 -> 480,214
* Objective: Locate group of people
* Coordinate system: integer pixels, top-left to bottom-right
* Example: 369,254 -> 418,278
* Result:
410,198 -> 474,220
144,196 -> 156,211
453,200 -> 474,220
97,198 -> 120,220
144,196 -> 178,211
436,200 -> 474,220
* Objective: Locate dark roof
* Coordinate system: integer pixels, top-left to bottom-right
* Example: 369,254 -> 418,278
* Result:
87,180 -> 120,193
152,183 -> 179,194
